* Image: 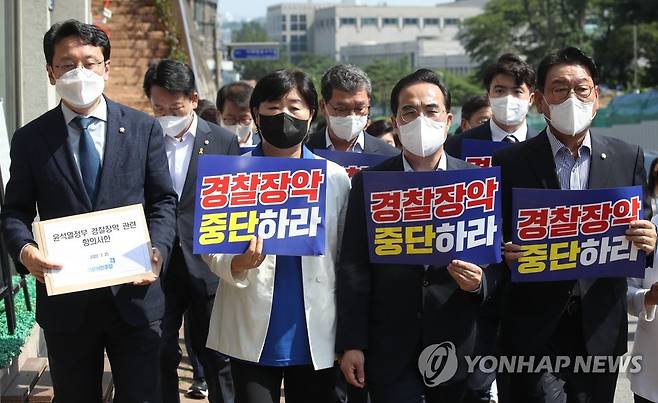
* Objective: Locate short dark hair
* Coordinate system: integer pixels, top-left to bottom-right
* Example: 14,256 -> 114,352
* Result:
365,119 -> 394,138
461,95 -> 490,120
249,69 -> 318,120
536,47 -> 599,92
143,59 -> 196,98
648,157 -> 658,196
43,20 -> 111,65
483,53 -> 536,91
390,69 -> 451,114
195,99 -> 218,123
321,64 -> 372,101
216,81 -> 253,113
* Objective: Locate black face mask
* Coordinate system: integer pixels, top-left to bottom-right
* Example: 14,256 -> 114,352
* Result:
257,112 -> 309,149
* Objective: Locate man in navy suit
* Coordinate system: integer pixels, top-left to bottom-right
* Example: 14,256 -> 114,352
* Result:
143,59 -> 238,403
306,64 -> 399,157
495,47 -> 656,403
337,69 -> 502,403
444,54 -> 539,159
0,20 -> 177,402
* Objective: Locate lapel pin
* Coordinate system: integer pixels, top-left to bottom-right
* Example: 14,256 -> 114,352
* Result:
601,153 -> 607,160
204,139 -> 209,145
119,127 -> 125,134
199,147 -> 204,155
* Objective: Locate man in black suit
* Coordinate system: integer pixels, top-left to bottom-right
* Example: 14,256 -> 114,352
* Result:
143,59 -> 239,403
0,20 -> 177,402
445,54 -> 539,159
306,64 -> 399,157
337,69 -> 501,403
494,47 -> 657,403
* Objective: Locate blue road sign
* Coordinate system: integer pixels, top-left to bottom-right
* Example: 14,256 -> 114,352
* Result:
231,47 -> 279,61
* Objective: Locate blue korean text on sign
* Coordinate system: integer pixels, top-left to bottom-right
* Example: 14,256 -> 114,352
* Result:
193,155 -> 327,256
362,167 -> 502,266
461,139 -> 512,168
511,186 -> 645,282
231,47 -> 279,61
313,149 -> 390,178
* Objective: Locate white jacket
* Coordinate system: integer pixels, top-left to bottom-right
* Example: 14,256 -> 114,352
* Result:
204,156 -> 351,370
627,216 -> 658,402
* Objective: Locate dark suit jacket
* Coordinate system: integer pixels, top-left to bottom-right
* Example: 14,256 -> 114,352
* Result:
336,153 -> 502,387
444,120 -> 539,159
0,97 -> 177,332
492,129 -> 651,357
306,128 -> 400,157
170,117 -> 240,296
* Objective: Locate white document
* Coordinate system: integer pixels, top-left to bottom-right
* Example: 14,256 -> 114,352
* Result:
33,204 -> 154,296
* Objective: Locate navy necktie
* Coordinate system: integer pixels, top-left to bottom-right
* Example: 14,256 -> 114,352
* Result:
73,116 -> 101,203
502,135 -> 518,143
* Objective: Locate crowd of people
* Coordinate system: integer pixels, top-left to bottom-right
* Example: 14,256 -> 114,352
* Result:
1,19 -> 658,403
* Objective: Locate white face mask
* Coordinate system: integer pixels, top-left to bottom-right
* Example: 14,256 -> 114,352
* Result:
55,67 -> 105,109
328,114 -> 368,141
544,96 -> 595,136
222,123 -> 252,142
157,114 -> 192,138
490,95 -> 530,126
398,115 -> 446,158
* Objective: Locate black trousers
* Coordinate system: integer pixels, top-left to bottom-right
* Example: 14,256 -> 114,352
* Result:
184,310 -> 205,381
335,364 -> 370,403
231,359 -> 334,403
368,361 -> 477,403
160,244 -> 234,403
499,298 -> 619,403
44,288 -> 162,403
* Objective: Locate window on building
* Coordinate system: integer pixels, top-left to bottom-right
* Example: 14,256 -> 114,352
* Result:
382,17 -> 398,26
290,34 -> 308,52
340,17 -> 357,27
444,18 -> 460,26
299,15 -> 307,30
281,15 -> 286,31
403,18 -> 419,27
291,14 -> 298,31
282,34 -> 287,43
424,18 -> 439,26
361,17 -> 377,26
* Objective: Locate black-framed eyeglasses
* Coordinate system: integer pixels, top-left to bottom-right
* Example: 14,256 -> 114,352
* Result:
548,84 -> 594,103
327,102 -> 370,117
53,60 -> 106,74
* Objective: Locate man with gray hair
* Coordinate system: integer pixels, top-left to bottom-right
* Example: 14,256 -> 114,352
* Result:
307,64 -> 399,156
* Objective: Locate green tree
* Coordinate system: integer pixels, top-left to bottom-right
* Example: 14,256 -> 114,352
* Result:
459,0 -> 593,80
231,21 -> 268,43
364,57 -> 414,117
437,70 -> 483,108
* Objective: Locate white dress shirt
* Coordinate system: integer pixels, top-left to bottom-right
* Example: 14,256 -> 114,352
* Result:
490,119 -> 528,142
325,128 -> 365,153
164,113 -> 198,198
61,97 -> 108,173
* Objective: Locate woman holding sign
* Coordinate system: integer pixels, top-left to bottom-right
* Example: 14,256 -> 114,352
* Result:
203,69 -> 351,403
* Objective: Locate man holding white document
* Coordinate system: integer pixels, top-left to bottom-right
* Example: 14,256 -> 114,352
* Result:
0,20 -> 176,403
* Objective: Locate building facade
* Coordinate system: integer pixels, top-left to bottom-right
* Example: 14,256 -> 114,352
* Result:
265,2 -> 331,59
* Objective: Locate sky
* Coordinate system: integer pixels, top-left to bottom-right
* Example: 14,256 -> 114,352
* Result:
220,0 -> 454,21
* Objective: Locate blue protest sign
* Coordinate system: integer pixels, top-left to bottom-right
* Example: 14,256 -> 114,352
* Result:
461,139 -> 512,167
313,149 -> 390,178
362,167 -> 502,266
193,155 -> 327,256
511,186 -> 645,282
